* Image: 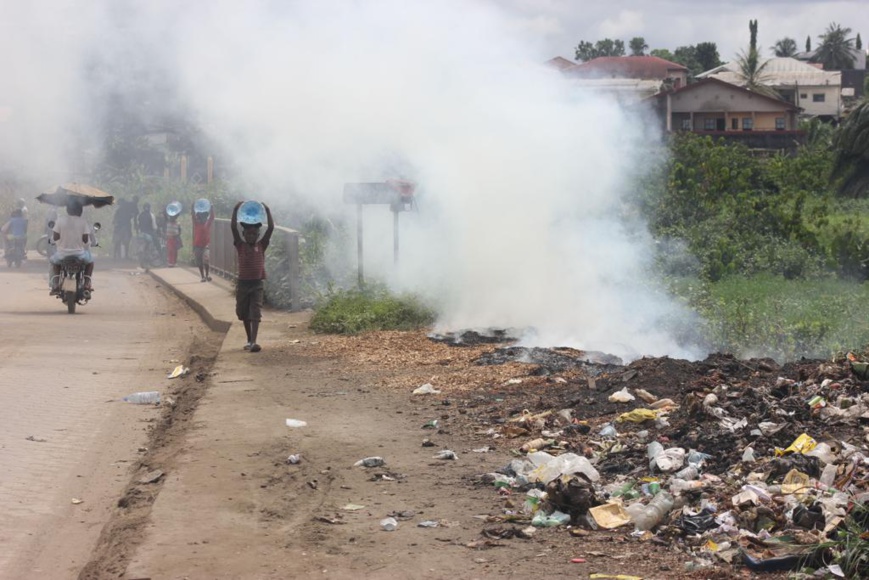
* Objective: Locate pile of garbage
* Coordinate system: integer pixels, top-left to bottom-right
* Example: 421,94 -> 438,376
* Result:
472,349 -> 869,577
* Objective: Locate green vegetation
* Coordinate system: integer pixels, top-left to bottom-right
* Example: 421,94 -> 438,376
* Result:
309,285 -> 436,335
670,274 -> 869,361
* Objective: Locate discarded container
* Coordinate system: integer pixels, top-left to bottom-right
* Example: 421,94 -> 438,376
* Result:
354,456 -> 385,467
626,490 -> 674,531
380,517 -> 398,531
122,391 -> 161,405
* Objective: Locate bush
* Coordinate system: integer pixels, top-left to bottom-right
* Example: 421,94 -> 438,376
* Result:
309,285 -> 436,335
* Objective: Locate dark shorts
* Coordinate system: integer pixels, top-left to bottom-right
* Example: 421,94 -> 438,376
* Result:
236,279 -> 264,322
193,245 -> 210,264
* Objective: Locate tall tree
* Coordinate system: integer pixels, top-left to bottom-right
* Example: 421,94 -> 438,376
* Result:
832,99 -> 869,197
736,20 -> 778,97
857,33 -> 863,50
629,36 -> 648,56
806,35 -> 812,52
813,22 -> 855,69
695,42 -> 723,72
672,45 -> 702,78
574,38 -> 625,61
771,37 -> 798,57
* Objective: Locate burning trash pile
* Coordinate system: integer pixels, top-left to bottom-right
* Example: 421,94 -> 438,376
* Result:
467,346 -> 869,577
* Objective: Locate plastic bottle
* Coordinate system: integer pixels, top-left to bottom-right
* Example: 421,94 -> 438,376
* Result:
122,391 -> 161,404
820,463 -> 837,487
628,491 -> 674,531
669,478 -> 704,493
674,465 -> 699,480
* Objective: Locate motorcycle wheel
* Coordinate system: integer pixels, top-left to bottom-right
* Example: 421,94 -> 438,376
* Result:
36,236 -> 49,257
65,291 -> 76,314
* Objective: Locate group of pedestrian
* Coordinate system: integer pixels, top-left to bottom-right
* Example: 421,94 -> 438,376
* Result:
110,196 -> 274,352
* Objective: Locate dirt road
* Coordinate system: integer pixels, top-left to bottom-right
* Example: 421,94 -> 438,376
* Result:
0,259 -> 220,579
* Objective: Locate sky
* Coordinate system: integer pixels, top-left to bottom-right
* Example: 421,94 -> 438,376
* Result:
503,0 -> 869,62
7,1 -> 862,361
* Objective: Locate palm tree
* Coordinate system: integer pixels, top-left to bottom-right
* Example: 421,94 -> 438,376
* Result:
832,99 -> 869,197
736,21 -> 779,98
771,37 -> 798,57
813,22 -> 856,70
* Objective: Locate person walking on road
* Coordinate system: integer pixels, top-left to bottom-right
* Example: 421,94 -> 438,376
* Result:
192,201 -> 215,282
165,213 -> 182,267
230,201 -> 274,353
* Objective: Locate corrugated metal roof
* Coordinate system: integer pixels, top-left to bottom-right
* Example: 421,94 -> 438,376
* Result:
697,57 -> 840,87
565,55 -> 687,80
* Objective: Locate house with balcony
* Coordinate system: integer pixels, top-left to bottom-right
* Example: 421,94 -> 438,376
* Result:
651,77 -> 804,152
696,57 -> 843,120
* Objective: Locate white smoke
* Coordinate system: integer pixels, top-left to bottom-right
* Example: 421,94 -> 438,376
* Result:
0,0 -> 704,361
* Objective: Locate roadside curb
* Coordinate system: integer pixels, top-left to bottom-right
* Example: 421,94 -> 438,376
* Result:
147,269 -> 233,333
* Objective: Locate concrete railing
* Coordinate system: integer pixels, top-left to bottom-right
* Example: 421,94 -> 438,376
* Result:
210,218 -> 302,311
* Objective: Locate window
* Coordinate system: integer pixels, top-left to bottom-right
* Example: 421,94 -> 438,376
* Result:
681,119 -> 692,130
812,93 -> 825,102
742,117 -> 753,131
731,118 -> 739,130
775,117 -> 786,130
704,118 -> 716,130
800,93 -> 808,99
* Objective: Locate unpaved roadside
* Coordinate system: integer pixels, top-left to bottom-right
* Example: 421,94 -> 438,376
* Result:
84,280 -> 768,580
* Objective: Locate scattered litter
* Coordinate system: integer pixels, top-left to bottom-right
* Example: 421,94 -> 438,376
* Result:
354,456 -> 385,467
25,435 -> 47,442
417,520 -> 439,528
341,504 -> 366,511
71,498 -> 83,505
608,387 -> 635,403
380,517 -> 398,531
434,450 -> 458,460
588,502 -> 632,529
412,383 -> 441,395
122,391 -> 161,405
167,365 -> 189,379
285,419 -> 308,428
287,454 -> 302,464
138,469 -> 164,484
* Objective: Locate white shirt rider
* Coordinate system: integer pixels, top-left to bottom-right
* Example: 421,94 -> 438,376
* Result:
53,214 -> 91,258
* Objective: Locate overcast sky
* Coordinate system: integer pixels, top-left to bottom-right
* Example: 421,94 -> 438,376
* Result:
502,0 -> 869,62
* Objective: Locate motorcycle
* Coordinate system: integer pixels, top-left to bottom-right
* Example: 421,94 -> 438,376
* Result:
35,233 -> 56,258
134,232 -> 166,270
49,222 -> 101,314
4,235 -> 26,268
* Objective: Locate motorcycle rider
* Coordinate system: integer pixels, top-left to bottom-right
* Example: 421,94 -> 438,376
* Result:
2,207 -> 29,261
50,199 -> 95,294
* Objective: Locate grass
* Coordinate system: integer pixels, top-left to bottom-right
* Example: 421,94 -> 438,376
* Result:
669,274 -> 869,362
309,285 -> 436,335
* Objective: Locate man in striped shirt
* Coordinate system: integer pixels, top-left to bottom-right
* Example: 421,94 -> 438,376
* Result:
230,201 -> 274,353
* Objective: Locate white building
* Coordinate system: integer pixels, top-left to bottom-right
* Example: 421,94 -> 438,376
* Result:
696,57 -> 842,120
